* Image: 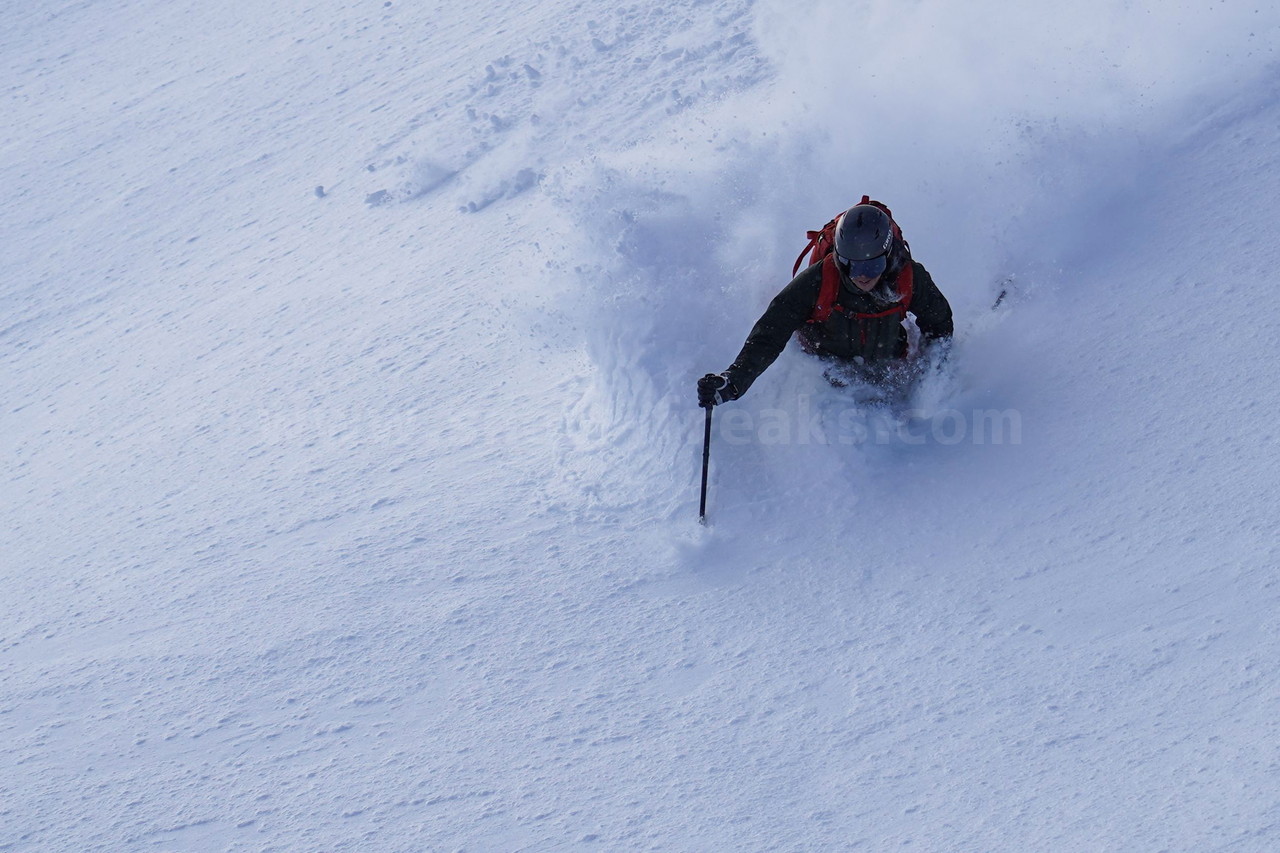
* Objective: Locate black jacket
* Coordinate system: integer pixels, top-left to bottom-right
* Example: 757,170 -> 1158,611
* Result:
725,259 -> 952,396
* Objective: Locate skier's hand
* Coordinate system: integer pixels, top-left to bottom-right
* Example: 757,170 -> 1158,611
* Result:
698,373 -> 739,408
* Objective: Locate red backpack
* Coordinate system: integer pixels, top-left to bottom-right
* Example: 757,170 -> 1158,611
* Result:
792,195 -> 913,325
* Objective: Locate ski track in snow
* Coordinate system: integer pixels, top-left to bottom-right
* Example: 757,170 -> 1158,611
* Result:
4,0 -> 1280,850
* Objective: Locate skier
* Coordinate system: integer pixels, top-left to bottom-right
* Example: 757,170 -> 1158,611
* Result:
698,200 -> 953,408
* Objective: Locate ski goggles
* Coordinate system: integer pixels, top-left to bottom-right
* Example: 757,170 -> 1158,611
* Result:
836,251 -> 888,280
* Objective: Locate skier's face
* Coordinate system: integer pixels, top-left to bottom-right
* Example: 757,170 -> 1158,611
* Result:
838,252 -> 888,292
850,272 -> 881,292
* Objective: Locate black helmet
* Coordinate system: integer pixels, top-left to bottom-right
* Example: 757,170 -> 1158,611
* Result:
834,204 -> 894,279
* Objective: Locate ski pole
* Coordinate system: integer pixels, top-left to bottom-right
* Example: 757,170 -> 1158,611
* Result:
699,404 -> 713,524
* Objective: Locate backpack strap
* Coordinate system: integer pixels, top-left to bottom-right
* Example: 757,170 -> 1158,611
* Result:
807,255 -> 842,323
792,217 -> 841,276
792,231 -> 820,277
897,261 -> 914,312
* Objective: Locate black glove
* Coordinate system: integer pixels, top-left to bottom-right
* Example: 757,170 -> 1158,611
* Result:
698,373 -> 739,408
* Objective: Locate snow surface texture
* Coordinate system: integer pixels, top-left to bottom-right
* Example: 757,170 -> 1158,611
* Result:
4,0 -> 1280,850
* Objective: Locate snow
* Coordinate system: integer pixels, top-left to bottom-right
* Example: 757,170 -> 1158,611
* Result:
4,0 -> 1280,849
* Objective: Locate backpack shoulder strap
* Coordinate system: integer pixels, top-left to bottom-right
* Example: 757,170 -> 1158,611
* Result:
808,255 -> 842,324
898,261 -> 914,311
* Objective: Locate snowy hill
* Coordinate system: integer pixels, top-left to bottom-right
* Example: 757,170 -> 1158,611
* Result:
4,0 -> 1280,850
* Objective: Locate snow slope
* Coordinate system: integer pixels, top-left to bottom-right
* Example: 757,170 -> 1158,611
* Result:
4,0 -> 1280,850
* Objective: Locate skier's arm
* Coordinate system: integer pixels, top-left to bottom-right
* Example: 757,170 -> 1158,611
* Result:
909,262 -> 954,342
723,266 -> 822,397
